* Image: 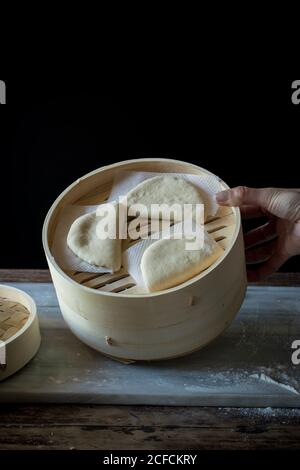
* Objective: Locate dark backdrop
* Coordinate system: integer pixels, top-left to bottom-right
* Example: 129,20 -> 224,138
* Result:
0,77 -> 299,270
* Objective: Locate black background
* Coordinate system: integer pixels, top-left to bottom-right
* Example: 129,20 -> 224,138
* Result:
0,77 -> 299,271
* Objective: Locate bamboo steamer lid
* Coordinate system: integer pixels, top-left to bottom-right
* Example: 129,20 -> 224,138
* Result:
0,285 -> 41,381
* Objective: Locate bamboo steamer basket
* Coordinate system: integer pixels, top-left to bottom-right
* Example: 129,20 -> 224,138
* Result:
42,158 -> 247,361
0,285 -> 41,381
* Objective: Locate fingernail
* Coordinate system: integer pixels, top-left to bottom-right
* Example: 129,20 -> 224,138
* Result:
216,190 -> 229,203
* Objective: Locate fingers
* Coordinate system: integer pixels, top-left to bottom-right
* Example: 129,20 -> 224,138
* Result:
240,205 -> 265,219
244,220 -> 277,248
246,240 -> 277,264
247,252 -> 288,282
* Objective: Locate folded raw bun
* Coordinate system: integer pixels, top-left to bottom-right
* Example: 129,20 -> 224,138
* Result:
126,175 -> 205,221
141,230 -> 223,292
67,202 -> 121,272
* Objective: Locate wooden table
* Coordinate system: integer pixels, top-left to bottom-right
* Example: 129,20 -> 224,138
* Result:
0,270 -> 300,450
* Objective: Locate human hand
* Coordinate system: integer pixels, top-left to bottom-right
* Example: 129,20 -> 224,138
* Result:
216,187 -> 300,281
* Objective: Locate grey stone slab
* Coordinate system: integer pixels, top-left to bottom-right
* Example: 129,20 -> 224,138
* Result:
0,283 -> 299,407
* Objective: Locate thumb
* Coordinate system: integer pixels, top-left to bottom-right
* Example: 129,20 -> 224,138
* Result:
216,186 -> 271,209
216,186 -> 300,222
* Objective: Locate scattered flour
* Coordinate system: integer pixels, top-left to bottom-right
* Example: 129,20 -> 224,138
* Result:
250,372 -> 299,395
219,407 -> 300,418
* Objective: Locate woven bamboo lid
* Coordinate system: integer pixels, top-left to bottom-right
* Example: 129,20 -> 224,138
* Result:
0,285 -> 41,381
